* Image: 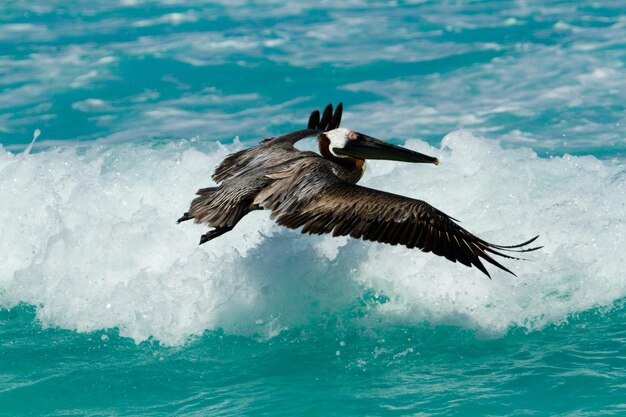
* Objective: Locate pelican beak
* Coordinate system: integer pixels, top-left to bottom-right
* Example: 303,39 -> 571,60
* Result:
334,133 -> 439,165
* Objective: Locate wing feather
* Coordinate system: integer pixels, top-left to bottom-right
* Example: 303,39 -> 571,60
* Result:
212,103 -> 343,183
257,164 -> 539,277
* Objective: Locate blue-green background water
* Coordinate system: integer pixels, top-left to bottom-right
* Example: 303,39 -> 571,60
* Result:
1,1 -> 625,415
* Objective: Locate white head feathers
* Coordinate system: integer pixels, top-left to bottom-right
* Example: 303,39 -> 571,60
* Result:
324,128 -> 354,156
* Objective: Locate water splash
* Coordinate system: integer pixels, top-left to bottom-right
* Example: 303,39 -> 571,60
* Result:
1,131 -> 624,345
22,129 -> 41,155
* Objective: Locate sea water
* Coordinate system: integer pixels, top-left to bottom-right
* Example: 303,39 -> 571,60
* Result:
1,1 -> 625,416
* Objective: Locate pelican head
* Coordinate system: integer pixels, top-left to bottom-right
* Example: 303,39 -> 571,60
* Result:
321,128 -> 439,165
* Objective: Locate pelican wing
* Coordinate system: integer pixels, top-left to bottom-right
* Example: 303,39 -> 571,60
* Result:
256,162 -> 538,278
212,103 -> 342,183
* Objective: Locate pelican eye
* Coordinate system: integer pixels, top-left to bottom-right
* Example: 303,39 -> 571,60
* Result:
347,131 -> 359,141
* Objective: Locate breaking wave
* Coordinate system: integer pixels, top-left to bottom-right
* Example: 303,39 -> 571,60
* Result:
1,131 -> 624,345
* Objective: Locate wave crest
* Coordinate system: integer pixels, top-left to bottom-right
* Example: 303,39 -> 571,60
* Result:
1,131 -> 624,345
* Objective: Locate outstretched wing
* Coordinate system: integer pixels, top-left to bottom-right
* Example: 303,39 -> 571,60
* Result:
212,103 -> 343,183
255,162 -> 540,278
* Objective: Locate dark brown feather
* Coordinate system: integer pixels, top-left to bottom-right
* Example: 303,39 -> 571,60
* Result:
254,161 -> 539,277
212,103 -> 344,184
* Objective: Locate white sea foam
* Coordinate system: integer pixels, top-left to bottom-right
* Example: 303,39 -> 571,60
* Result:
133,11 -> 199,28
0,131 -> 624,345
0,23 -> 52,42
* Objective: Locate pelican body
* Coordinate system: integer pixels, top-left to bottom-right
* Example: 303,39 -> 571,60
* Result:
178,103 -> 539,277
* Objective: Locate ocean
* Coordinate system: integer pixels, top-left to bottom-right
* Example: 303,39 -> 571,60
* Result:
1,1 -> 625,415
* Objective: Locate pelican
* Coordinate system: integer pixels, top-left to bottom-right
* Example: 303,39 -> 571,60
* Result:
178,103 -> 539,277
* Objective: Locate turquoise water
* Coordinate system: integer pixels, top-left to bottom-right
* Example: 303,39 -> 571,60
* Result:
1,1 -> 625,415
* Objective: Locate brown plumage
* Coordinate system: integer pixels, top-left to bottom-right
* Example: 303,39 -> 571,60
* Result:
179,103 -> 540,277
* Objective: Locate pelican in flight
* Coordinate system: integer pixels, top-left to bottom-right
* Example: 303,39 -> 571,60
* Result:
178,103 -> 539,277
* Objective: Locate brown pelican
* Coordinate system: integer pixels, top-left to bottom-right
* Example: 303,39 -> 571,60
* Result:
178,103 -> 539,277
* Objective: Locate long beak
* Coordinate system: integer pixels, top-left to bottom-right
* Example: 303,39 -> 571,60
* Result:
334,133 -> 439,165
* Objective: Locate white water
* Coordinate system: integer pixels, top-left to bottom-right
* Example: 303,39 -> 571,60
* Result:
1,131 -> 624,345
